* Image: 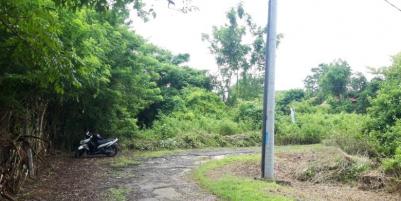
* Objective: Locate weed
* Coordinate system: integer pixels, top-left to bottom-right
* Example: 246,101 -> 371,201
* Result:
104,187 -> 128,201
109,155 -> 139,168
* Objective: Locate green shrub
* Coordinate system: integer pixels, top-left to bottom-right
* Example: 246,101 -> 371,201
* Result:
235,100 -> 262,130
182,87 -> 226,115
275,113 -> 371,149
373,120 -> 401,156
324,134 -> 378,157
383,148 -> 401,178
322,114 -> 378,156
218,120 -> 240,136
276,114 -> 327,145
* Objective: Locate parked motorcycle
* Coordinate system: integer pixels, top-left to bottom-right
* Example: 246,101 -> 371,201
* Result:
75,131 -> 119,158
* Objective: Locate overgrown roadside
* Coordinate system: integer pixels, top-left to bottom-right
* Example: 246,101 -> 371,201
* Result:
194,145 -> 401,201
16,145 -> 400,201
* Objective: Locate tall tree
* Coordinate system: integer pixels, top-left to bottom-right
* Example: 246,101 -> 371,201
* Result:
319,60 -> 352,98
202,3 -> 266,102
304,60 -> 351,99
304,64 -> 329,97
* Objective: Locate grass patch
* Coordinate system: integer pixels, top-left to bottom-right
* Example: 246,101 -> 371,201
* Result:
193,154 -> 294,201
110,155 -> 140,168
193,144 -> 372,201
104,187 -> 129,201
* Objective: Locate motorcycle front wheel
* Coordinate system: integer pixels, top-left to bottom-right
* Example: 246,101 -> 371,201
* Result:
106,145 -> 118,157
75,149 -> 85,158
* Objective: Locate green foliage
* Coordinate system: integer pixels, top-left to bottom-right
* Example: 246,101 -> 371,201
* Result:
370,120 -> 401,156
304,60 -> 352,99
182,87 -> 225,114
276,89 -> 305,114
276,113 -> 368,146
383,148 -> 401,178
367,53 -> 401,157
137,66 -> 212,127
304,64 -> 328,97
290,99 -> 331,114
202,3 -> 267,102
0,0 -> 207,151
326,97 -> 354,113
303,60 -> 377,114
4,2 -> 401,191
369,69 -> 401,132
133,116 -> 260,150
319,60 -> 351,98
349,72 -> 368,95
104,187 -> 128,201
235,100 -> 263,130
130,87 -> 265,150
324,133 -> 378,157
217,120 -> 240,136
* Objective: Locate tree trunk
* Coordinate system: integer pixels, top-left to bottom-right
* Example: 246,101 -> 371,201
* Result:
237,70 -> 240,98
27,148 -> 34,178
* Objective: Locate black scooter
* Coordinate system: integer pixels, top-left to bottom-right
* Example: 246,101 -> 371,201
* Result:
75,131 -> 119,158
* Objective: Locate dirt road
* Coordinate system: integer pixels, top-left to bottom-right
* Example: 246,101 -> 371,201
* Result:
115,148 -> 257,201
18,148 -> 257,201
18,146 -> 400,201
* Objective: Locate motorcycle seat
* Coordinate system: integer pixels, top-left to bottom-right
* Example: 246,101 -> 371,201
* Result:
97,138 -> 115,145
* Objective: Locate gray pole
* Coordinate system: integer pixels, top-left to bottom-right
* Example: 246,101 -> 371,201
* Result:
261,0 -> 277,180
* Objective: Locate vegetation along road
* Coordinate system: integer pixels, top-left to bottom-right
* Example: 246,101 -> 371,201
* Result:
18,145 -> 401,201
3,1 -> 401,200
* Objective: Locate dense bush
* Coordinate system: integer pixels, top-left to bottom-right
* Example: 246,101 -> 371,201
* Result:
276,113 -> 366,147
135,92 -> 265,150
383,148 -> 401,178
371,120 -> 401,156
217,120 -> 240,136
365,54 -> 401,158
235,100 -> 263,130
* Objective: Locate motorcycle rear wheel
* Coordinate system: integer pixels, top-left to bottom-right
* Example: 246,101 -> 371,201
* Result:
106,145 -> 118,157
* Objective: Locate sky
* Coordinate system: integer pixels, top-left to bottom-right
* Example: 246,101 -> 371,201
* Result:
130,0 -> 401,90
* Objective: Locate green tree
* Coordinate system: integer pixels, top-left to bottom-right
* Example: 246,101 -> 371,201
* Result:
304,64 -> 329,97
202,3 -> 266,102
368,53 -> 401,132
319,60 -> 351,98
354,77 -> 382,113
350,72 -> 368,95
366,53 -> 401,156
276,89 -> 305,114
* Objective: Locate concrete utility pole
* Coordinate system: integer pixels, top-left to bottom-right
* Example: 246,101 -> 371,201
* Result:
261,0 -> 278,180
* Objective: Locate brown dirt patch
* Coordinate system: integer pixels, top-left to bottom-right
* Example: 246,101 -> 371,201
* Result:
17,155 -> 111,201
208,148 -> 401,201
